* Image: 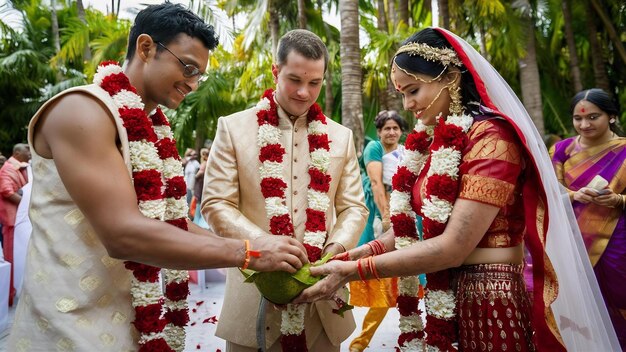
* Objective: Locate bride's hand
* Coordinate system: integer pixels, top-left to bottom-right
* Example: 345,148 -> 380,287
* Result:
292,260 -> 357,303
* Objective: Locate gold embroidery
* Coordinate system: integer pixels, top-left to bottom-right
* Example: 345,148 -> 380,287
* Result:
112,311 -> 128,324
56,337 -> 76,351
37,316 -> 50,332
64,208 -> 84,226
101,256 -> 118,268
100,333 -> 116,346
61,253 -> 85,268
34,270 -> 50,284
465,137 -> 521,165
97,294 -> 112,308
82,228 -> 98,247
79,275 -> 101,292
56,297 -> 78,313
43,228 -> 59,242
15,338 -> 31,352
76,316 -> 91,328
460,174 -> 515,208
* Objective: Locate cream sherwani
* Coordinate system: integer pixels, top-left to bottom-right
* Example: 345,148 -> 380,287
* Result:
202,103 -> 368,349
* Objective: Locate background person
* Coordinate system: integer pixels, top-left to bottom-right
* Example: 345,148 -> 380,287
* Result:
348,110 -> 407,352
550,88 -> 626,349
0,143 -> 30,306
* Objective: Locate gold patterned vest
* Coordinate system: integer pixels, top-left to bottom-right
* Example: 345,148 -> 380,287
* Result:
8,85 -> 137,351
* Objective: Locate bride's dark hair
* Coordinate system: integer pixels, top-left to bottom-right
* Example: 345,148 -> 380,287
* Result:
394,28 -> 482,115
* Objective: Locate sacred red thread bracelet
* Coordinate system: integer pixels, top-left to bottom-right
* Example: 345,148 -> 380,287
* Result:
240,239 -> 261,270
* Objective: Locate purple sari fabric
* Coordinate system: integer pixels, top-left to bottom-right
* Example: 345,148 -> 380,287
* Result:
552,137 -> 626,349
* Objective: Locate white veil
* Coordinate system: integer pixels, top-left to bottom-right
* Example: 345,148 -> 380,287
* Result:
435,28 -> 620,351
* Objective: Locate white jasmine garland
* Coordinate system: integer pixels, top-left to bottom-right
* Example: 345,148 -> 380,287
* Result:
422,196 -> 453,223
265,197 -> 289,217
138,332 -> 167,345
280,305 -> 306,335
112,90 -> 144,109
130,280 -> 163,306
256,89 -> 331,350
399,313 -> 425,333
303,231 -> 326,248
138,199 -> 167,220
428,148 -> 462,177
425,290 -> 456,319
129,142 -> 162,171
164,198 -> 188,220
93,64 -> 123,85
257,125 -> 282,146
307,190 -> 330,211
403,150 -> 429,174
310,149 -> 330,172
162,158 -> 184,179
153,125 -> 173,140
308,120 -> 326,134
399,339 -> 428,352
259,161 -> 284,179
398,275 -> 421,296
446,113 -> 474,132
394,236 -> 417,250
256,97 -> 271,111
390,191 -> 415,216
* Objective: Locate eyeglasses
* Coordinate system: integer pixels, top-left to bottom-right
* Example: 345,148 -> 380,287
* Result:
157,42 -> 205,82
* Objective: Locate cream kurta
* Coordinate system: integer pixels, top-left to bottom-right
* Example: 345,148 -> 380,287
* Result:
8,85 -> 136,351
202,104 -> 368,348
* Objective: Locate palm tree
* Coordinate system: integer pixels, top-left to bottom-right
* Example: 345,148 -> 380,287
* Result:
562,0 -> 582,93
339,0 -> 364,152
517,0 -> 545,135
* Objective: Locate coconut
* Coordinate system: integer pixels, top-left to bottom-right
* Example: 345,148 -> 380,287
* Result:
241,254 -> 331,304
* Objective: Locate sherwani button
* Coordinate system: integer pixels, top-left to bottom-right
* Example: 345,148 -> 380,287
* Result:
294,191 -> 298,195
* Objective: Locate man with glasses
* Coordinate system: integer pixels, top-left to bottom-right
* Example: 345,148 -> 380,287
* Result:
8,3 -> 307,350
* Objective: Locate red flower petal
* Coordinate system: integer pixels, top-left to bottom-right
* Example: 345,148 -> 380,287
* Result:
308,168 -> 331,193
308,134 -> 330,152
390,213 -> 418,239
119,107 -> 157,142
305,209 -> 326,232
164,308 -> 190,327
165,280 -> 190,301
150,108 -> 170,126
303,243 -> 322,262
391,167 -> 417,193
155,138 -> 180,160
164,176 -> 187,199
132,169 -> 163,201
125,262 -> 160,282
259,144 -> 285,163
269,214 -> 294,236
166,218 -> 188,230
101,72 -> 133,96
260,178 -> 287,198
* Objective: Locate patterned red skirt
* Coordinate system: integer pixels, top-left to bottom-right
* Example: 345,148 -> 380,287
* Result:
456,263 -> 536,352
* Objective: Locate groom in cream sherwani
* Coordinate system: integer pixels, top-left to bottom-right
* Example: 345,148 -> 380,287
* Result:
202,29 -> 368,351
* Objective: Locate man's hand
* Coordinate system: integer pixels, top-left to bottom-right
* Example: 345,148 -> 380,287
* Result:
248,236 -> 309,273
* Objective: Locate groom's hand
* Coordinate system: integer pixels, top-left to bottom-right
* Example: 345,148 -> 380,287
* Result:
248,236 -> 308,273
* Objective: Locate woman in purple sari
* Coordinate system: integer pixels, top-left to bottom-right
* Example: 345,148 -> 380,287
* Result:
551,88 -> 626,349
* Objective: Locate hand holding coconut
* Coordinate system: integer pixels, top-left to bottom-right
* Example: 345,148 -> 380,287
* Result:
245,236 -> 309,273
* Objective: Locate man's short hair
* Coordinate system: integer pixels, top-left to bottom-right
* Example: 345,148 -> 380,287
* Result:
13,143 -> 29,154
276,29 -> 329,72
126,2 -> 219,61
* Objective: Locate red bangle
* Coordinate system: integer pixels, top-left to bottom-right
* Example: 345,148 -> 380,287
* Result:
367,239 -> 386,256
369,257 -> 380,280
356,259 -> 367,282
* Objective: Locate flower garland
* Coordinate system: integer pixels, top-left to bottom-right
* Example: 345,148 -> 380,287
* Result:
94,61 -> 190,352
256,89 -> 331,352
390,113 -> 473,351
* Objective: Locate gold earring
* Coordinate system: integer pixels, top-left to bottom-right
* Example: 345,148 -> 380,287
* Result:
448,84 -> 463,115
